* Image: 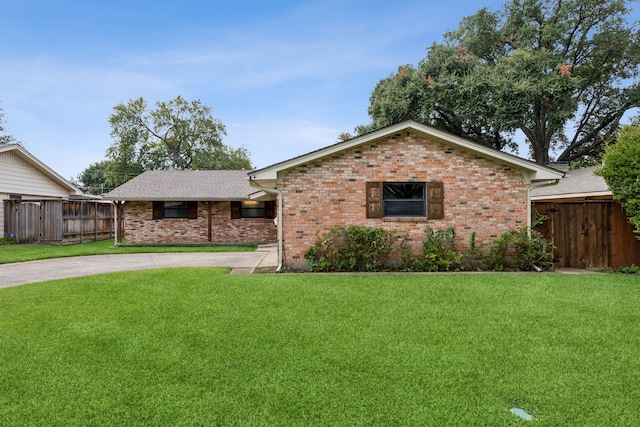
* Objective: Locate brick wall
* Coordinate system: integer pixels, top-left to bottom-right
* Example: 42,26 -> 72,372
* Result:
123,201 -> 276,244
279,131 -> 529,268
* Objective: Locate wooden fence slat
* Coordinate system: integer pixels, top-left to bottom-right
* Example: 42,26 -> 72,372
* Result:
4,200 -> 113,244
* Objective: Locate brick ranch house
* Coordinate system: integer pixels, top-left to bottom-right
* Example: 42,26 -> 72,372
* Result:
102,170 -> 276,244
248,121 -> 565,270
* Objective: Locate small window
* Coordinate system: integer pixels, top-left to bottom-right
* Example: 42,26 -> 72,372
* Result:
163,201 -> 189,218
383,182 -> 426,217
153,201 -> 198,219
241,201 -> 266,218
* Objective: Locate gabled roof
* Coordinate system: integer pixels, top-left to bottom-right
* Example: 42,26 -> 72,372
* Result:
0,143 -> 82,195
531,167 -> 611,201
102,170 -> 255,201
248,121 -> 564,187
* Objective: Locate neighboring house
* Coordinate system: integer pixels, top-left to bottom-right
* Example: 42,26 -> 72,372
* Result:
102,170 -> 277,244
249,121 -> 564,270
532,167 -> 640,268
0,143 -> 89,241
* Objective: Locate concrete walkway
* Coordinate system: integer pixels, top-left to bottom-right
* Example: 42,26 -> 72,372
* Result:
0,243 -> 279,288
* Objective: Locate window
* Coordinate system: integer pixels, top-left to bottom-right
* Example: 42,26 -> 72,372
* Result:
152,201 -> 198,219
366,181 -> 444,219
163,201 -> 189,218
241,201 -> 266,218
383,182 -> 426,217
230,201 -> 276,219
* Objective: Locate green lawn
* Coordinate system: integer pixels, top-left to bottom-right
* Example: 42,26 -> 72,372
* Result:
1,270 -> 638,426
0,239 -> 256,264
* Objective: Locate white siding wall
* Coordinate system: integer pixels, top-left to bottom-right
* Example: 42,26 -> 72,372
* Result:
1,150 -> 74,238
0,196 -> 4,237
0,151 -> 71,198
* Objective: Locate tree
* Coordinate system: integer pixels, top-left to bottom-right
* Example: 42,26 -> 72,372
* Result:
361,0 -> 640,164
0,104 -> 17,145
597,124 -> 640,237
75,160 -> 144,195
107,96 -> 252,174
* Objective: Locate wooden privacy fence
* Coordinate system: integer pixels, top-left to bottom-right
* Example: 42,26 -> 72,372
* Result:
532,200 -> 640,268
4,200 -> 114,244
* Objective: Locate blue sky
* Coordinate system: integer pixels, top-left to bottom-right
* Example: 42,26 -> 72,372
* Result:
1,1 -> 638,181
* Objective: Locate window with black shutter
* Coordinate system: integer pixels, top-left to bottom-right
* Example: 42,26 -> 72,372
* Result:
230,200 -> 274,219
365,181 -> 444,219
152,201 -> 197,219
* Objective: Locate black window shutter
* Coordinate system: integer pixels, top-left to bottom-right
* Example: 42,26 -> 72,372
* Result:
366,182 -> 383,218
188,201 -> 198,219
152,201 -> 163,219
230,201 -> 242,219
265,200 -> 276,218
427,182 -> 444,219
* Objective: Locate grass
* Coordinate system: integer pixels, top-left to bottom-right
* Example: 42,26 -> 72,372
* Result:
0,239 -> 256,264
1,270 -> 639,425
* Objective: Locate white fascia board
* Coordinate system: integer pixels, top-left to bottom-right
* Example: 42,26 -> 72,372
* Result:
248,121 -> 564,184
531,190 -> 612,201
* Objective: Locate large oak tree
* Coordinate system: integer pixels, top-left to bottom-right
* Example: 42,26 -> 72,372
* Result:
107,96 -> 251,172
360,0 -> 640,164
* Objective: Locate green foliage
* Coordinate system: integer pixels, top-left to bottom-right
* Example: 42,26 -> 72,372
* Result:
484,227 -> 553,271
105,96 -> 252,184
460,231 -> 485,271
600,264 -> 640,275
305,225 -> 555,272
361,0 -> 640,164
2,271 -> 640,425
411,227 -> 461,272
75,159 -> 143,195
0,103 -> 17,144
0,239 -> 255,265
597,124 -> 640,237
0,237 -> 16,245
304,226 -> 397,272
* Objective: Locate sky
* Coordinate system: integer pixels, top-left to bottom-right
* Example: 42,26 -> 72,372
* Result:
1,0 -> 638,182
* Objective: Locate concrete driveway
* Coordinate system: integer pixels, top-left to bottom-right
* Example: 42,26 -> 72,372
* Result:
0,244 -> 278,288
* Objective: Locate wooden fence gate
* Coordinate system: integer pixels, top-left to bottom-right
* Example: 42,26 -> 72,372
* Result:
4,200 -> 114,244
532,200 -> 640,268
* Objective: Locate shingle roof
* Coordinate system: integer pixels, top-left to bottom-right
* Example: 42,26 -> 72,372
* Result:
531,167 -> 611,199
102,170 -> 253,201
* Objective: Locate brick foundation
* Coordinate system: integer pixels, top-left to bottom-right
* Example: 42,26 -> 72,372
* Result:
279,131 -> 529,268
122,201 -> 276,244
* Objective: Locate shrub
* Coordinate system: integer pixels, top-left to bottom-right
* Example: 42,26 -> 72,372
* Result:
304,226 -> 396,272
411,227 -> 461,272
0,237 -> 16,245
484,227 -> 553,271
460,231 -> 485,271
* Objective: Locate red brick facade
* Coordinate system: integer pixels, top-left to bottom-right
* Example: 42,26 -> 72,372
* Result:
122,200 -> 276,244
279,131 -> 529,268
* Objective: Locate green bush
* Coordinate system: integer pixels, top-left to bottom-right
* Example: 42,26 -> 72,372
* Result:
411,227 -> 461,272
597,124 -> 640,237
484,227 -> 553,271
0,237 -> 16,245
304,226 -> 396,272
305,225 -> 554,273
460,231 -> 485,271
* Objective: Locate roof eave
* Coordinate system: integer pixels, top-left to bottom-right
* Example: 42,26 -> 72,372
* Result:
101,196 -> 250,202
531,190 -> 612,201
249,121 -> 564,183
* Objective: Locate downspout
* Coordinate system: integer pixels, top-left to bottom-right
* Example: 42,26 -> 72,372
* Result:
527,178 -> 561,230
248,183 -> 283,272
